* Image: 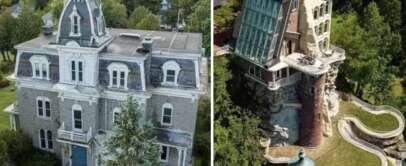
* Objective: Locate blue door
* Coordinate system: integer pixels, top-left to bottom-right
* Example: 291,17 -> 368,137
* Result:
71,145 -> 87,166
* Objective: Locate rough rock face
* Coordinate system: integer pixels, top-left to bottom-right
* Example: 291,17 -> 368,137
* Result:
269,106 -> 300,146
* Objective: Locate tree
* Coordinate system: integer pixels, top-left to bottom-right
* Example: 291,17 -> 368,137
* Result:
101,0 -> 128,28
0,9 -> 16,62
186,0 -> 210,57
128,6 -> 151,28
135,14 -> 160,31
0,140 -> 7,166
103,96 -> 160,166
121,0 -> 160,15
162,0 -> 195,27
46,0 -> 63,21
213,57 -> 265,165
13,5 -> 41,50
193,97 -> 211,166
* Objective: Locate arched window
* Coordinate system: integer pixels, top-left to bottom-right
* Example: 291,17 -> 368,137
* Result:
160,145 -> 169,162
325,20 -> 329,33
107,63 -> 130,89
162,61 -> 181,86
36,96 -> 51,119
70,5 -> 81,36
313,7 -> 318,19
72,104 -> 83,131
315,25 -> 319,35
320,4 -> 324,17
113,107 -> 121,124
161,103 -> 173,126
29,55 -> 50,80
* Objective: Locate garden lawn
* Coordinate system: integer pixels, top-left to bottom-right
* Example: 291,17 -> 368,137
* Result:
0,85 -> 15,130
341,101 -> 399,132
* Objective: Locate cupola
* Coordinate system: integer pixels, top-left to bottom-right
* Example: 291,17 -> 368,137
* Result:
57,0 -> 111,48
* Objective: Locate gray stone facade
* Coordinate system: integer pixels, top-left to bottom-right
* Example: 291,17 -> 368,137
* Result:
6,0 -> 206,166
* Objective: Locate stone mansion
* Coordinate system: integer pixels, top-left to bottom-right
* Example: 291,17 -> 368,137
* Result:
3,0 -> 207,166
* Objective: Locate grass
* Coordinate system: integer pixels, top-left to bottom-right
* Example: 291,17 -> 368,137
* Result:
341,101 -> 399,132
0,84 -> 16,130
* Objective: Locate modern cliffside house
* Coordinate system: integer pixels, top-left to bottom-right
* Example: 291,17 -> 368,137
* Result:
233,0 -> 345,147
3,0 -> 207,166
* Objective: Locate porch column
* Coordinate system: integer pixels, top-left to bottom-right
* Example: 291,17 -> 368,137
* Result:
182,148 -> 187,166
9,115 -> 13,131
177,147 -> 182,166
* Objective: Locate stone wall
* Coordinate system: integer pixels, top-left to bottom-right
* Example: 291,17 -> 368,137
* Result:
298,74 -> 325,147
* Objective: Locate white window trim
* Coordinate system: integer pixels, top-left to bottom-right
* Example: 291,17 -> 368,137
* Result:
107,63 -> 130,89
38,129 -> 53,152
160,145 -> 169,162
112,107 -> 121,124
72,104 -> 83,132
69,5 -> 81,37
36,96 -> 51,120
161,61 -> 181,86
70,60 -> 85,84
161,103 -> 173,126
96,13 -> 104,36
29,55 -> 50,80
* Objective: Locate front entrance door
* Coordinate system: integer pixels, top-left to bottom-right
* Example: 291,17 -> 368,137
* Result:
71,145 -> 87,166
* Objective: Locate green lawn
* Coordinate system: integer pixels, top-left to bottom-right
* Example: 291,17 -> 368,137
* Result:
0,85 -> 16,130
341,101 -> 399,132
315,135 -> 381,166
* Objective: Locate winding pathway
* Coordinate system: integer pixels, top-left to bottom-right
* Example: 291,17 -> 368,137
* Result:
338,94 -> 405,166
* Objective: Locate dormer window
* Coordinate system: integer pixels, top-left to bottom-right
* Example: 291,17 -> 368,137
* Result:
162,61 -> 180,86
107,63 -> 130,89
70,6 -> 81,37
29,55 -> 50,80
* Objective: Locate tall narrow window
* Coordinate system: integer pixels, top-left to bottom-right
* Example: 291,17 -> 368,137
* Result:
160,145 -> 169,162
78,61 -> 83,82
325,1 -> 329,14
120,71 -> 125,87
45,101 -> 51,117
73,106 -> 83,131
325,20 -> 329,33
313,7 -> 318,19
71,61 -> 76,81
113,108 -> 121,124
37,99 -> 43,116
40,129 -> 46,148
320,4 -> 324,17
70,6 -> 81,36
73,16 -> 79,34
47,130 -> 53,150
161,103 -> 173,126
112,71 -> 118,86
35,63 -> 40,77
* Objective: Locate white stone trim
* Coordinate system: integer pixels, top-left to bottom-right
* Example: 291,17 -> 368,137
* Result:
161,61 -> 181,86
72,104 -> 83,132
69,5 -> 82,37
194,59 -> 200,89
152,51 -> 200,60
140,62 -> 146,91
29,55 -> 50,80
161,103 -> 173,126
107,63 -> 129,90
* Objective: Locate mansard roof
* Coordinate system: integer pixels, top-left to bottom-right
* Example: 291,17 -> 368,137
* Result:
57,0 -> 110,48
15,28 -> 203,55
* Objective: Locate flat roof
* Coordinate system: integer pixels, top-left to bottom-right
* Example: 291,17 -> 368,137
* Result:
15,28 -> 203,55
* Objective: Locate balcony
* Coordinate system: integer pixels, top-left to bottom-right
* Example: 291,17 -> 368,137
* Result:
57,122 -> 92,144
268,72 -> 302,91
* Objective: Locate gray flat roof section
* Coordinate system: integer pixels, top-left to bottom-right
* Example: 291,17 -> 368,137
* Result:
15,28 -> 203,56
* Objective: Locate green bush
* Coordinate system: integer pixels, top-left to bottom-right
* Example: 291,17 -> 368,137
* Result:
0,130 -> 60,166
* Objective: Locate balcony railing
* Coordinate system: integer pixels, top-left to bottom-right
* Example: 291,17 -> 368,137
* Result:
57,122 -> 92,144
268,72 -> 302,90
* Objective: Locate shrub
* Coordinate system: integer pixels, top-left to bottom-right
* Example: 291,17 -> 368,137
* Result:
18,149 -> 60,166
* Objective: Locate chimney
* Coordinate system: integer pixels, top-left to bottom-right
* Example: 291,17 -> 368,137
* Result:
142,37 -> 153,53
42,12 -> 54,36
